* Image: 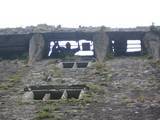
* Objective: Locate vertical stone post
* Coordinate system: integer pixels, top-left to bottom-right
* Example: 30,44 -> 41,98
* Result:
93,27 -> 110,63
143,32 -> 160,60
141,39 -> 146,55
28,33 -> 45,65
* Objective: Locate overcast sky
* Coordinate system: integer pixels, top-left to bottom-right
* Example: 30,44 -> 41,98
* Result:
0,0 -> 159,28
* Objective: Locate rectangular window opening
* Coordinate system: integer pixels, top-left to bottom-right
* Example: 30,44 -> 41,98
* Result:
48,40 -> 94,58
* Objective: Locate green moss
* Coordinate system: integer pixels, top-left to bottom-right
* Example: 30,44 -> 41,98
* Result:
37,111 -> 52,119
36,103 -> 63,120
0,84 -> 10,90
137,95 -> 145,102
46,60 -> 57,65
0,68 -> 25,90
9,74 -> 22,82
94,62 -> 106,71
0,81 -> 19,90
43,104 -> 60,111
35,93 -> 94,119
54,68 -> 62,77
87,83 -> 105,94
148,76 -> 156,82
35,89 -> 95,119
66,98 -> 79,103
49,65 -> 62,77
99,72 -> 112,82
80,94 -> 93,104
151,60 -> 160,68
91,62 -> 109,78
91,62 -> 113,82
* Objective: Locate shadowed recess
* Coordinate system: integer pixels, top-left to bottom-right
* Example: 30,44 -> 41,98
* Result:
62,62 -> 75,68
76,62 -> 88,68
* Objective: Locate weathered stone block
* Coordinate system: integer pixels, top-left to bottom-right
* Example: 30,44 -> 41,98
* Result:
28,33 -> 45,65
22,91 -> 34,102
43,93 -> 51,101
93,27 -> 110,63
143,32 -> 160,60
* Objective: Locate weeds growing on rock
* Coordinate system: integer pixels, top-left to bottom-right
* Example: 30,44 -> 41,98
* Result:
0,68 -> 25,90
151,60 -> 160,68
50,65 -> 62,77
87,83 -> 104,93
94,62 -> 106,71
137,95 -> 145,103
0,84 -> 10,90
37,110 -> 53,119
36,103 -> 62,120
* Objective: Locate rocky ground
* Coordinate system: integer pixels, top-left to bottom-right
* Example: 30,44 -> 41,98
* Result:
0,57 -> 160,120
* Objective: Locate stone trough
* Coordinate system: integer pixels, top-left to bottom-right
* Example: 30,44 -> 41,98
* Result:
23,85 -> 88,101
62,62 -> 75,68
76,62 -> 89,68
61,62 -> 89,68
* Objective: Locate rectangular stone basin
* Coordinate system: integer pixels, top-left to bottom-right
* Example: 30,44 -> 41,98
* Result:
62,62 -> 74,68
24,85 -> 87,91
24,85 -> 88,100
76,62 -> 88,68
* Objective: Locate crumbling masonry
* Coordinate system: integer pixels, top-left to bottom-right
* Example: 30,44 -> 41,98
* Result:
0,26 -> 160,63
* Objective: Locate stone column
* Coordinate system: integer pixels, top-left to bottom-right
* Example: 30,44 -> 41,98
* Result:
93,27 -> 110,63
143,32 -> 160,60
28,33 -> 45,65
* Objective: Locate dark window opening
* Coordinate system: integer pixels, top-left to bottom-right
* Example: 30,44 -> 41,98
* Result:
113,40 -> 142,56
111,40 -> 126,56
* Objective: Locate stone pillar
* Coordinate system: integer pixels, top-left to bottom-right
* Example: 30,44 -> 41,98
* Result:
93,27 -> 110,63
143,32 -> 160,60
28,33 -> 45,65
